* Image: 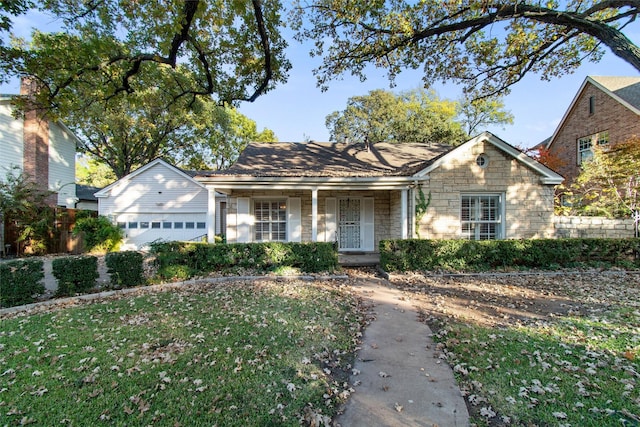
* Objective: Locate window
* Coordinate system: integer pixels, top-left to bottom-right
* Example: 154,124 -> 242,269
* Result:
589,96 -> 595,114
196,222 -> 206,229
162,221 -> 172,229
577,131 -> 609,164
174,222 -> 183,229
140,222 -> 149,229
254,200 -> 287,241
185,222 -> 195,229
461,194 -> 502,240
151,222 -> 161,229
117,222 -> 126,229
476,154 -> 488,168
128,222 -> 138,229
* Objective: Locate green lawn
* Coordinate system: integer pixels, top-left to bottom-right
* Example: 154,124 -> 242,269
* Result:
425,272 -> 640,426
0,280 -> 364,426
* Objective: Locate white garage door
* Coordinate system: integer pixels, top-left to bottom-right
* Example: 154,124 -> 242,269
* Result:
115,213 -> 208,250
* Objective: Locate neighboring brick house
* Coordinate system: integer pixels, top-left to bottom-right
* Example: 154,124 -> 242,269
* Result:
542,76 -> 640,184
195,132 -> 562,251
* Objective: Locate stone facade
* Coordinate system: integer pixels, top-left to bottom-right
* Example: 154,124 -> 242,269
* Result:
548,80 -> 640,184
554,216 -> 638,238
418,140 -> 556,239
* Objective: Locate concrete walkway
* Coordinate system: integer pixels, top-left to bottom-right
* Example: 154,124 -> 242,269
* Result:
336,278 -> 469,427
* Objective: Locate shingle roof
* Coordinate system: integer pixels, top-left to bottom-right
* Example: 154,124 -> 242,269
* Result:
198,141 -> 453,178
591,76 -> 640,110
75,184 -> 101,201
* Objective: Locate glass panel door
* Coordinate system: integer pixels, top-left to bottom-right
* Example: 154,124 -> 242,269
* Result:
338,198 -> 361,250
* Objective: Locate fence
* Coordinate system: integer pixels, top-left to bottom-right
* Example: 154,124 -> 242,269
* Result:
554,216 -> 638,239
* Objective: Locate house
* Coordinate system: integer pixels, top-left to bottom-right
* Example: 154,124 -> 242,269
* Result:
95,159 -> 226,250
75,184 -> 101,211
194,132 -> 563,251
0,79 -> 79,208
542,76 -> 640,184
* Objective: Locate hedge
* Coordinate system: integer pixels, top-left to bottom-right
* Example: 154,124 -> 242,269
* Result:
380,238 -> 640,272
105,251 -> 145,288
0,259 -> 45,308
52,255 -> 99,296
150,241 -> 338,280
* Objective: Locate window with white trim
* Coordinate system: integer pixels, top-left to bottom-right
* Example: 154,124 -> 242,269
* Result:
461,194 -> 502,240
577,131 -> 609,164
254,200 -> 287,242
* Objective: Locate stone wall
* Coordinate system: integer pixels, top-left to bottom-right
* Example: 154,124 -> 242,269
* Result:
553,216 -> 638,238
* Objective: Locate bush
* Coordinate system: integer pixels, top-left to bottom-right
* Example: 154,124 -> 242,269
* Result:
105,251 -> 145,288
0,259 -> 45,307
52,255 -> 99,296
73,215 -> 123,253
380,238 -> 640,272
149,241 -> 338,279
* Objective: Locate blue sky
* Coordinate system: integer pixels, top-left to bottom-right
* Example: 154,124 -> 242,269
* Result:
2,8 -> 639,149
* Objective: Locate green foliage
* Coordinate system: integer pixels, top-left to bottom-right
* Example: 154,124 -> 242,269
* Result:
568,138 -> 640,218
380,238 -> 640,272
5,0 -> 290,113
75,155 -> 116,187
293,1 -> 638,98
73,215 -> 123,253
414,187 -> 431,239
150,241 -> 338,280
52,255 -> 99,297
0,259 -> 44,308
0,167 -> 56,255
105,251 -> 145,288
177,103 -> 278,171
326,88 -> 466,144
456,92 -> 514,136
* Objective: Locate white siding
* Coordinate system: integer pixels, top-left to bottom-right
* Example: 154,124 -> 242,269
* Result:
0,101 -> 25,174
48,122 -> 77,207
98,161 -> 210,250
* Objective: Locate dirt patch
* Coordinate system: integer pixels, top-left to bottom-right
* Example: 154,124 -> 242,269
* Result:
388,270 -> 638,330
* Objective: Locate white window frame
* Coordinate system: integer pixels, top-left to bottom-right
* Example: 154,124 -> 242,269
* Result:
460,193 -> 504,240
253,199 -> 287,242
577,131 -> 609,165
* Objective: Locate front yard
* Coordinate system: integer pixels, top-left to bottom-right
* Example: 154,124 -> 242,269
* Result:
1,269 -> 639,426
394,270 -> 640,426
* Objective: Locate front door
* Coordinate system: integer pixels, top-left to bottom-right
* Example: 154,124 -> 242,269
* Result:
338,198 -> 361,250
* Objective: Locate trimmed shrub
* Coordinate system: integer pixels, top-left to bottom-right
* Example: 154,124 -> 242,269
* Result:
73,215 -> 124,253
0,259 -> 45,308
149,241 -> 338,279
52,255 -> 99,296
380,238 -> 640,272
105,251 -> 145,288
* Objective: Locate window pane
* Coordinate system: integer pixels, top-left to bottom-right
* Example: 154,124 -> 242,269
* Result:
174,222 -> 183,229
140,222 -> 149,229
151,222 -> 161,229
162,222 -> 172,229
128,222 -> 138,229
196,222 -> 206,229
185,222 -> 195,229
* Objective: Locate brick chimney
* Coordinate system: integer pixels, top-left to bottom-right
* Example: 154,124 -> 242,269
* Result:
20,77 -> 55,205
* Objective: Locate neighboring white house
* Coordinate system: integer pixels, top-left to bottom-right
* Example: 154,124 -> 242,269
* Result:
0,90 -> 78,208
95,159 -> 226,250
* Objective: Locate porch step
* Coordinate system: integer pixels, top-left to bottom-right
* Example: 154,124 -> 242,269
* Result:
338,253 -> 380,267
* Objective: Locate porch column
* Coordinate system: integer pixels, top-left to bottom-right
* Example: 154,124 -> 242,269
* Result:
311,187 -> 318,241
401,189 -> 408,239
207,187 -> 216,243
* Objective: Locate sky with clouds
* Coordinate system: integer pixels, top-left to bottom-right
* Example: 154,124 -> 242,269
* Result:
2,7 -> 639,149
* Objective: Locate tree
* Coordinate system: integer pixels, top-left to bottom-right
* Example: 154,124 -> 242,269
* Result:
0,167 -> 55,255
76,156 -> 117,188
4,0 -> 290,111
326,88 -> 467,144
568,138 -> 640,218
293,1 -> 640,98
457,93 -> 514,136
178,103 -> 278,171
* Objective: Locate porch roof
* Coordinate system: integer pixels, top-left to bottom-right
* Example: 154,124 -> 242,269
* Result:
196,141 -> 451,179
